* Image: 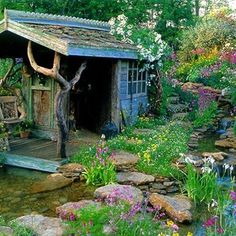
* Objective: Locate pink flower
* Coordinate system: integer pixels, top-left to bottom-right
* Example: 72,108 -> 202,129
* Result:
217,227 -> 224,234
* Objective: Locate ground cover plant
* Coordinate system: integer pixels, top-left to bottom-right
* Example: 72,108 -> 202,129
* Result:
61,186 -> 192,236
71,117 -> 191,183
0,216 -> 35,236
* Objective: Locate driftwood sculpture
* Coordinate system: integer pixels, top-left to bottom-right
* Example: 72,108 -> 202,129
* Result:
27,41 -> 87,158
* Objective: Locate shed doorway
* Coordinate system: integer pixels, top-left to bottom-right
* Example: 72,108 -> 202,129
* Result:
70,59 -> 113,133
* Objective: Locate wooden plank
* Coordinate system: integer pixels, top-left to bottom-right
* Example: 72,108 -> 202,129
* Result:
5,153 -> 62,172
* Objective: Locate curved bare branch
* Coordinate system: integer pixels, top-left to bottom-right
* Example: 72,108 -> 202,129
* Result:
70,61 -> 87,90
27,41 -> 56,77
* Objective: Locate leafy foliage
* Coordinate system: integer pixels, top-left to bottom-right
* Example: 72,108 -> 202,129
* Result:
193,101 -> 218,128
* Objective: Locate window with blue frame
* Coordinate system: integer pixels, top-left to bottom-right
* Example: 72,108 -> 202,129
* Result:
128,61 -> 147,96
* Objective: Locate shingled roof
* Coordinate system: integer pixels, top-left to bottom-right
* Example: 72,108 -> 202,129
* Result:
0,9 -> 138,59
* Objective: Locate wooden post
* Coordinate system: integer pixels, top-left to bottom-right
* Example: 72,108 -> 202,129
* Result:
111,60 -> 120,131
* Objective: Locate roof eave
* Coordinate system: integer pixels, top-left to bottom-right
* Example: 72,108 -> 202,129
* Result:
67,46 -> 138,59
7,20 -> 68,55
0,19 -> 6,33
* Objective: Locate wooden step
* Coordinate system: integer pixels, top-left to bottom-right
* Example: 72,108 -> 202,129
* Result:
4,153 -> 64,172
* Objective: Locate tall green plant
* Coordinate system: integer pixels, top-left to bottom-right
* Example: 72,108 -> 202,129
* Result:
183,163 -> 218,204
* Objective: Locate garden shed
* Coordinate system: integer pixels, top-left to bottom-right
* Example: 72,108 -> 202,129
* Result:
0,9 -> 148,167
0,9 -> 148,135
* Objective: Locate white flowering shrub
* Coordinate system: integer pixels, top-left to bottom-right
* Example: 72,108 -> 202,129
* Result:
109,14 -> 170,69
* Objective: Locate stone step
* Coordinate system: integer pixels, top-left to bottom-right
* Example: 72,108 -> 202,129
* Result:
172,112 -> 188,120
168,96 -> 179,104
117,171 -> 155,185
167,104 -> 188,113
112,151 -> 139,171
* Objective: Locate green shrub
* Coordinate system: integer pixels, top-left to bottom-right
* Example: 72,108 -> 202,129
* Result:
193,101 -> 218,128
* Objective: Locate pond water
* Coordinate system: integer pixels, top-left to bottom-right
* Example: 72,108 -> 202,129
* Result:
0,166 -> 96,220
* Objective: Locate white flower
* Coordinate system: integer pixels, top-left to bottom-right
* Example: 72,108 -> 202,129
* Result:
223,163 -> 230,170
201,166 -> 212,173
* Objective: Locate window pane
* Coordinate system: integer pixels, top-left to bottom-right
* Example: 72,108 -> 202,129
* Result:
138,72 -> 142,81
132,83 -> 137,94
129,61 -> 133,68
138,82 -> 142,93
128,70 -> 133,81
128,83 -> 132,95
142,82 -> 146,93
142,72 -> 146,81
133,70 -> 137,81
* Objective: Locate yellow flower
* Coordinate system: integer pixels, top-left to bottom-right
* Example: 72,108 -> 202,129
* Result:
166,219 -> 174,227
187,232 -> 193,236
143,152 -> 151,162
172,233 -> 179,236
158,233 -> 166,236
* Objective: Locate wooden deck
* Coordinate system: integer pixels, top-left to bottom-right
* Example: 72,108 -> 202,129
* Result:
5,129 -> 99,172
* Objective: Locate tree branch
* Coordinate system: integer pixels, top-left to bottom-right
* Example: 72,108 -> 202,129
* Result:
70,61 -> 87,90
27,41 -> 56,77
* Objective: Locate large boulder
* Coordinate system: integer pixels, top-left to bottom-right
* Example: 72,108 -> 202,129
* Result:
13,215 -> 64,236
57,163 -> 84,178
117,171 -> 155,185
31,173 -> 73,193
215,138 -> 236,149
0,226 -> 13,236
112,151 -> 139,171
56,200 -> 101,217
149,193 -> 192,223
202,152 -> 228,161
94,184 -> 143,205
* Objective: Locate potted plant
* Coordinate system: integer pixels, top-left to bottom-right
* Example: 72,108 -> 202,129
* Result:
17,120 -> 34,138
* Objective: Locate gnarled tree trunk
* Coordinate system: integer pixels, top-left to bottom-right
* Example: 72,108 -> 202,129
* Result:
27,41 -> 87,158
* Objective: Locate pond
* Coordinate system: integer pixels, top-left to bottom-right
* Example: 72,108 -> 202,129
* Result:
0,166 -> 96,220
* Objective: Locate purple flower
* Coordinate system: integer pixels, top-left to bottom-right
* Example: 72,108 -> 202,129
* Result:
230,191 -> 236,201
69,213 -> 76,221
203,216 -> 218,228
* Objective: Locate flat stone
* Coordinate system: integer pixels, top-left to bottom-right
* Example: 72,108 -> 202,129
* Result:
31,173 -> 73,193
172,113 -> 188,120
163,181 -> 174,187
0,226 -> 13,236
229,148 -> 236,153
166,186 -> 179,193
112,151 -> 139,171
168,104 -> 188,113
151,183 -> 166,190
202,152 -> 228,161
117,171 -> 155,185
56,200 -> 101,217
94,184 -> 143,205
13,215 -> 64,236
215,138 -> 236,149
168,96 -> 179,104
57,163 -> 84,178
149,193 -> 192,223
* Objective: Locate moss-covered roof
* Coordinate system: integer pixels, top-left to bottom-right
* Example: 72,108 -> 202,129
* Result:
0,9 -> 137,59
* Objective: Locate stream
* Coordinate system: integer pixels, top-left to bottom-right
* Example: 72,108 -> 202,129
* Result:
0,166 -> 95,220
